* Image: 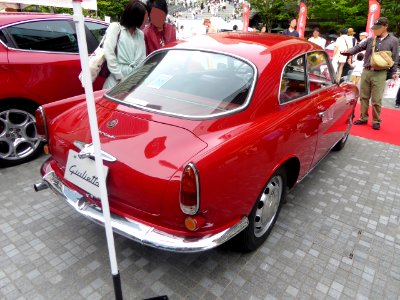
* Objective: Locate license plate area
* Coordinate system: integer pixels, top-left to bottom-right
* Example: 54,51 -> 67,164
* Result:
64,150 -> 109,198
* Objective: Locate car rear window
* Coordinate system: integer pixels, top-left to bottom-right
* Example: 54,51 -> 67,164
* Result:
85,21 -> 107,42
106,49 -> 256,119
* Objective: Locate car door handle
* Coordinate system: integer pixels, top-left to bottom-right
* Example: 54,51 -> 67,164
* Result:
317,111 -> 326,118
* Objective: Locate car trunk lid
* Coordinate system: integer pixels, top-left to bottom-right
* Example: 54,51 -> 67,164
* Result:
51,104 -> 207,215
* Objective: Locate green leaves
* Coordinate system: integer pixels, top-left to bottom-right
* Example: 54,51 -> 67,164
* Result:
249,0 -> 297,32
96,0 -> 130,21
250,0 -> 399,36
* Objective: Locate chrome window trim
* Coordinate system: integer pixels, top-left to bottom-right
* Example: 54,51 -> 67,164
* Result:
279,50 -> 336,106
0,17 -> 107,54
104,48 -> 258,120
278,52 -> 307,105
180,162 -> 200,215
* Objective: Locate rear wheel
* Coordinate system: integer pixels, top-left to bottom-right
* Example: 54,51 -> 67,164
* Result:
0,104 -> 43,167
234,168 -> 287,252
332,113 -> 353,151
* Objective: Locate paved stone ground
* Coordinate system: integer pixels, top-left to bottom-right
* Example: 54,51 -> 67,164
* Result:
382,96 -> 398,110
1,134 -> 400,300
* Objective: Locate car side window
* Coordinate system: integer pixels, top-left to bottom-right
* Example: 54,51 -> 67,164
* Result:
8,20 -> 79,52
85,21 -> 107,43
0,30 -> 7,45
307,51 -> 334,92
280,55 -> 307,103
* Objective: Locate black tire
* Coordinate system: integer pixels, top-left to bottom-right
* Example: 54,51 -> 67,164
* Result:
0,103 -> 43,168
332,113 -> 353,151
234,167 -> 287,252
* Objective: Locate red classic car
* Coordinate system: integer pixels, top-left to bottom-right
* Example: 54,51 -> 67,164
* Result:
0,13 -> 108,167
34,33 -> 358,252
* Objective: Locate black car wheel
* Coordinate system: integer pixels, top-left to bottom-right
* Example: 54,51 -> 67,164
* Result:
234,168 -> 287,252
332,113 -> 353,151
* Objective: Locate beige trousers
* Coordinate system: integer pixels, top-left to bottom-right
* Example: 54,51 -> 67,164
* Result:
359,69 -> 387,124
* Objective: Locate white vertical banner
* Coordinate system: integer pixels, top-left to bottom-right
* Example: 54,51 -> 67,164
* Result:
5,0 -> 122,298
0,0 -> 97,10
70,1 -> 122,299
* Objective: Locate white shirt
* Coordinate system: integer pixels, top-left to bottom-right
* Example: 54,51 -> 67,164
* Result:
334,35 -> 352,63
347,35 -> 357,47
308,36 -> 326,48
351,60 -> 364,77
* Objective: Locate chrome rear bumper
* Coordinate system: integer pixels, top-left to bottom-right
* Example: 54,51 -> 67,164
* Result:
37,170 -> 249,253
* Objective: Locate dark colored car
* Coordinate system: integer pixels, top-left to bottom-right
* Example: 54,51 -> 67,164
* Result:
0,13 -> 108,167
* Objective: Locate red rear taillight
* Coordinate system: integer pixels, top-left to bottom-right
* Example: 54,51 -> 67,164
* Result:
35,106 -> 48,141
180,163 -> 200,215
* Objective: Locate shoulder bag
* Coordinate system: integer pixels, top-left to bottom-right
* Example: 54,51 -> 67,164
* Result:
370,38 -> 394,70
79,23 -> 121,85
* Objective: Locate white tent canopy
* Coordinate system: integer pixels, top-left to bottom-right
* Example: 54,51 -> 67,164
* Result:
0,0 -> 97,10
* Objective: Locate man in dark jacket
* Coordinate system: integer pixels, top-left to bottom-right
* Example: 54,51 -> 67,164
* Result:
282,18 -> 299,37
341,17 -> 399,130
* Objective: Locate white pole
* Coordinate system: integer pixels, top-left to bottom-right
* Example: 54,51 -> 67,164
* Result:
71,1 -> 122,299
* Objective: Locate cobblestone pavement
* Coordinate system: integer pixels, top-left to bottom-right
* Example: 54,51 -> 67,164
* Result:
382,97 -> 397,109
1,135 -> 400,300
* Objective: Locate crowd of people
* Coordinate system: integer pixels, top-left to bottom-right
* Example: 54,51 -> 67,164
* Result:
171,0 -> 242,21
280,16 -> 399,130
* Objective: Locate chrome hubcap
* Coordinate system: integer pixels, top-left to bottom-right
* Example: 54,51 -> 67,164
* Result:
0,109 -> 40,161
254,175 -> 283,237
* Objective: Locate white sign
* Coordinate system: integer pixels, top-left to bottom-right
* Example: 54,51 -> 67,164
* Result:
0,0 -> 97,10
383,79 -> 400,99
65,150 -> 108,199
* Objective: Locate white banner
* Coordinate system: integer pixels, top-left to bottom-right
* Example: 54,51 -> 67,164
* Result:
383,79 -> 400,99
0,0 -> 97,10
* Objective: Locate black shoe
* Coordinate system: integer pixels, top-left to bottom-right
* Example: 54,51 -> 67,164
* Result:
372,123 -> 380,130
395,104 -> 400,109
354,120 -> 367,125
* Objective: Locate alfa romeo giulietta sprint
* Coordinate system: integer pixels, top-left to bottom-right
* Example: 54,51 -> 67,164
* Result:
34,33 -> 358,252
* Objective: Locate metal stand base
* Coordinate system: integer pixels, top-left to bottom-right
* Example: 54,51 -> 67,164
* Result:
113,271 -> 123,300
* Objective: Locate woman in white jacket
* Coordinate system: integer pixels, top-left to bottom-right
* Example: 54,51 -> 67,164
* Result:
103,0 -> 148,89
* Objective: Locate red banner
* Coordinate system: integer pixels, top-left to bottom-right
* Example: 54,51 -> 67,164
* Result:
242,3 -> 250,32
297,2 -> 307,38
366,0 -> 380,37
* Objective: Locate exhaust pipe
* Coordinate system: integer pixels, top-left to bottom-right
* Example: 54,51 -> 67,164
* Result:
34,181 -> 49,192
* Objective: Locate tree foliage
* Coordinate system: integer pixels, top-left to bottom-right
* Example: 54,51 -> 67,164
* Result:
96,0 -> 130,21
249,0 -> 298,32
308,0 -> 368,32
24,0 -> 130,22
380,0 -> 400,34
250,0 -> 399,36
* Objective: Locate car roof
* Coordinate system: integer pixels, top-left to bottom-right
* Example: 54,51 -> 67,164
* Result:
170,32 -> 321,71
0,12 -> 106,27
